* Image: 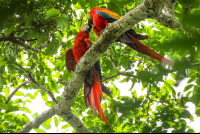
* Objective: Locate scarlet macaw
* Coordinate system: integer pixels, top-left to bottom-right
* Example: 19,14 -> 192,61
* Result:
65,48 -> 112,98
65,23 -> 110,125
87,7 -> 173,66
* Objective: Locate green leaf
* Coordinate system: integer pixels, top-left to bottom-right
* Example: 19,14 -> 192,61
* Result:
164,81 -> 174,93
187,129 -> 195,133
166,79 -> 176,86
180,109 -> 191,118
55,14 -> 69,30
15,91 -> 24,96
4,86 -> 10,97
0,94 -> 6,101
34,128 -> 47,133
54,116 -> 59,127
37,33 -> 44,44
42,117 -> 52,130
45,41 -> 55,55
186,91 -> 192,97
25,10 -> 38,27
184,84 -> 194,92
7,54 -> 16,64
51,80 -> 57,90
195,107 -> 200,116
190,94 -> 200,107
193,85 -> 200,94
26,93 -> 34,99
13,98 -> 23,104
22,114 -> 30,124
88,0 -> 96,8
187,76 -> 196,84
119,77 -> 127,83
33,90 -> 40,99
179,0 -> 191,8
23,107 -> 31,114
191,0 -> 200,8
32,112 -> 38,119
0,102 -> 9,110
7,23 -> 15,35
171,73 -> 176,80
62,124 -> 71,129
46,101 -> 55,107
108,2 -> 121,16
40,90 -> 48,102
45,8 -> 61,19
120,55 -> 129,69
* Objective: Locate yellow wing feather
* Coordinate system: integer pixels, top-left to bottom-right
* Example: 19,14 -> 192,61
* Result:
99,9 -> 121,20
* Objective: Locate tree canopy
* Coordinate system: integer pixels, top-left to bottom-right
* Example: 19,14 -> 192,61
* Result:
0,0 -> 200,133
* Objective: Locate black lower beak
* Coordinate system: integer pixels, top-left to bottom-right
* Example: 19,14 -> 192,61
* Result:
86,24 -> 92,32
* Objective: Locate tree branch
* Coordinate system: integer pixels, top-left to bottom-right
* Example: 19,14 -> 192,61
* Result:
16,37 -> 37,42
155,13 -> 182,31
107,48 -> 121,74
164,0 -> 177,16
58,111 -> 91,133
14,63 -> 58,104
5,81 -> 31,104
0,35 -> 39,52
102,74 -> 120,82
18,105 -> 58,133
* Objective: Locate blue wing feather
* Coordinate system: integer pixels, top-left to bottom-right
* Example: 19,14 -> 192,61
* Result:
95,10 -> 118,23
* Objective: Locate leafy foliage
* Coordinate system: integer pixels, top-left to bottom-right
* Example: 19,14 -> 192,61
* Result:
0,0 -> 200,133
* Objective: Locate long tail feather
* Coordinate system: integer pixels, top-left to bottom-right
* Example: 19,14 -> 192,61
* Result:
127,28 -> 148,40
93,70 -> 105,99
126,33 -> 174,66
88,86 -> 97,116
93,82 -> 110,125
84,82 -> 90,107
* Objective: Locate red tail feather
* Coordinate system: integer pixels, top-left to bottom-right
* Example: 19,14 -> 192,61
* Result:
93,71 -> 105,99
93,81 -> 110,125
88,86 -> 98,116
126,33 -> 174,66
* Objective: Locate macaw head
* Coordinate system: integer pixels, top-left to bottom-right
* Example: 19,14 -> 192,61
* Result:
81,23 -> 92,33
86,17 -> 93,33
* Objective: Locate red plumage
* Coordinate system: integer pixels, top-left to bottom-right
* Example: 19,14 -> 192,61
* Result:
72,23 -> 110,125
88,7 -> 174,66
65,49 -> 76,73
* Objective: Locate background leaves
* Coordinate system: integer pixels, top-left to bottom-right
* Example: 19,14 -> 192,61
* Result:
0,0 -> 200,133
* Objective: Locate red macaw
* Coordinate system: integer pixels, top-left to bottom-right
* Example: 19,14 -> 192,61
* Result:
87,7 -> 174,66
65,48 -> 112,98
66,23 -> 110,125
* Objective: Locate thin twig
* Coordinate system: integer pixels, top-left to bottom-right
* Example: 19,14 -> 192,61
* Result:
18,105 -> 58,133
5,81 -> 31,104
107,48 -> 121,74
102,74 -> 120,82
0,36 -> 39,52
14,63 -> 58,104
29,52 -> 38,71
16,37 -> 37,42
